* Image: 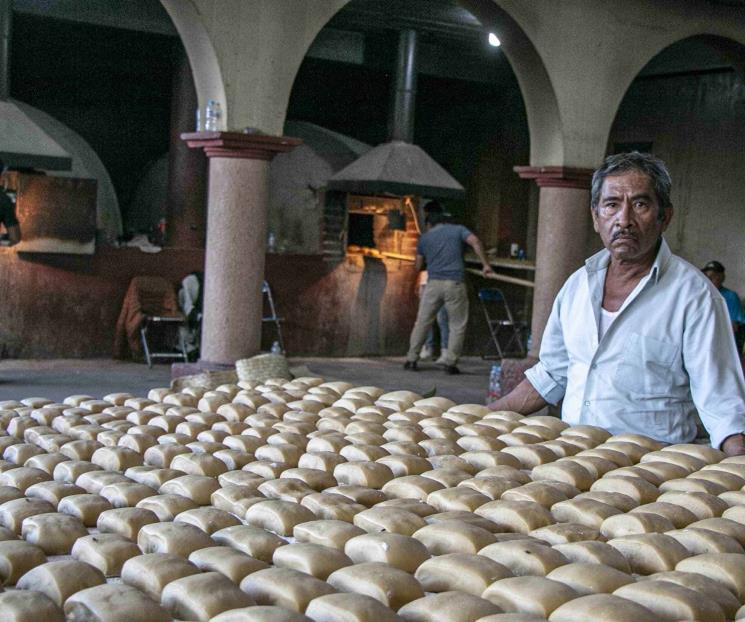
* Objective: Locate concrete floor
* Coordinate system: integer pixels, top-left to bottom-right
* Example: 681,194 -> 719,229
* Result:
0,356 -> 494,405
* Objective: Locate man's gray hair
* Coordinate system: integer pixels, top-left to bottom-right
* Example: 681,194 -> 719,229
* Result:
591,152 -> 673,219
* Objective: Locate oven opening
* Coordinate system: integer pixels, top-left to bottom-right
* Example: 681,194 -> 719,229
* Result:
347,212 -> 375,249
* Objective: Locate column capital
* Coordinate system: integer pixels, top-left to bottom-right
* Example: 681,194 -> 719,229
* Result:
181,131 -> 302,161
513,165 -> 593,189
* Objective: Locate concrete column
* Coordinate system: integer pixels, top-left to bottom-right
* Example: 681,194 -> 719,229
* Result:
514,166 -> 593,357
182,132 -> 301,367
166,50 -> 207,248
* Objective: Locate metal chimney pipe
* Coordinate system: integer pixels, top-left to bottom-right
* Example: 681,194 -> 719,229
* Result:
390,29 -> 418,143
0,0 -> 11,101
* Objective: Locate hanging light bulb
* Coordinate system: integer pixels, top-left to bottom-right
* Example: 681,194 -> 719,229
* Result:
488,32 -> 501,47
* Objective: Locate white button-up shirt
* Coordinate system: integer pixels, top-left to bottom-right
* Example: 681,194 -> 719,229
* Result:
525,238 -> 745,448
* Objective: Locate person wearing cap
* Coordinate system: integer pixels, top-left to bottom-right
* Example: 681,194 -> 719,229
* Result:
404,201 -> 494,375
489,151 -> 745,456
702,261 -> 745,343
0,162 -> 21,247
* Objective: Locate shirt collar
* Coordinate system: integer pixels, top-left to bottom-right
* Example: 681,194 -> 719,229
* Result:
585,237 -> 671,284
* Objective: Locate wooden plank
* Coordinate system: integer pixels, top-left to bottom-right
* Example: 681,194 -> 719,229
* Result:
466,268 -> 534,288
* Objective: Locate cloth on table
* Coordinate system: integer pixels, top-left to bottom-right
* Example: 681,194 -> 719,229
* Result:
113,276 -> 182,360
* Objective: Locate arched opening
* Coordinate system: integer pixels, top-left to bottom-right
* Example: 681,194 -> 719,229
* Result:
607,35 -> 745,290
270,0 -> 552,356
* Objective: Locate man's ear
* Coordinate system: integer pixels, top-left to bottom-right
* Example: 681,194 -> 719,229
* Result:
591,207 -> 599,233
660,205 -> 674,231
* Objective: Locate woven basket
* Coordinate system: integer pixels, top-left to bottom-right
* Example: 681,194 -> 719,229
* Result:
236,353 -> 291,383
171,368 -> 238,392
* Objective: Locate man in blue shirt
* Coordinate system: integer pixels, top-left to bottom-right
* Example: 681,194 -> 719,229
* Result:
404,201 -> 494,374
702,261 -> 745,340
489,152 -> 745,455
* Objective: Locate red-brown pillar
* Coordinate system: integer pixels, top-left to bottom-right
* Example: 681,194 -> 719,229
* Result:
182,132 -> 301,366
514,166 -> 593,357
166,51 -> 207,247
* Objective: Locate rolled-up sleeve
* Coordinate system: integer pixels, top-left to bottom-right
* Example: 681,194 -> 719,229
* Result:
685,293 -> 745,449
525,287 -> 569,405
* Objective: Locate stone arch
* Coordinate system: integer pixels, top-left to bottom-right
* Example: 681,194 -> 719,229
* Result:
159,0 -> 227,126
460,0 -> 564,166
280,0 -> 563,166
600,31 -> 745,167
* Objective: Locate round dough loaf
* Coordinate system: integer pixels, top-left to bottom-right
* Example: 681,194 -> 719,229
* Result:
240,567 -> 336,612
344,532 -> 429,573
414,553 -> 512,596
120,552 -> 200,600
16,559 -> 105,606
546,562 -> 633,595
71,533 -> 141,576
0,539 -> 47,585
161,570 -> 255,620
397,591 -> 502,622
481,576 -> 578,618
327,561 -> 423,609
63,583 -> 171,622
304,592 -> 401,622
547,593 -> 658,622
0,590 -> 64,622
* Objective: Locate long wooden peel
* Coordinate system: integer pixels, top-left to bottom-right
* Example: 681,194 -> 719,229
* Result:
466,268 -> 535,288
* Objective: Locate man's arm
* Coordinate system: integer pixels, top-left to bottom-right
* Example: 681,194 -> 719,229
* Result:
489,378 -> 549,414
684,294 -> 745,455
465,233 -> 495,277
414,254 -> 424,273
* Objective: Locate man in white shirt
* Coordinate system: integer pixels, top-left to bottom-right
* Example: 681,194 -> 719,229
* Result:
489,152 -> 745,455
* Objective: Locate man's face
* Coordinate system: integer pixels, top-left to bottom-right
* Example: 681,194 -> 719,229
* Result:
705,270 -> 725,289
592,170 -> 672,263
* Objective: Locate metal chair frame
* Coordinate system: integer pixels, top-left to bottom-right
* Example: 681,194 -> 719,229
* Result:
262,280 -> 285,353
140,315 -> 188,368
478,287 -> 526,359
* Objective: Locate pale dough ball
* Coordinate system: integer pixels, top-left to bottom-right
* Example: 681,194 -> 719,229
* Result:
212,524 -> 287,562
414,553 -> 512,596
71,533 -> 141,577
161,570 -> 255,621
16,559 -> 105,606
120,552 -> 200,600
188,545 -> 269,583
21,512 -> 88,554
240,566 -> 337,612
548,593 -> 658,622
0,590 -> 64,622
0,539 -> 47,585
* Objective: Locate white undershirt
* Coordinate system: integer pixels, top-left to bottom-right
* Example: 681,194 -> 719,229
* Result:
599,307 -> 620,339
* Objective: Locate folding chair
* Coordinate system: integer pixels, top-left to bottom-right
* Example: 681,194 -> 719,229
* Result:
140,315 -> 188,368
262,280 -> 285,353
478,287 -> 526,359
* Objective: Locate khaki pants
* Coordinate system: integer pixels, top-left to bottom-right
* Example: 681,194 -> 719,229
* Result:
407,279 -> 469,366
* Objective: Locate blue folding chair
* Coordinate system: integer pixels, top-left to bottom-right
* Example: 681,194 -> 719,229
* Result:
478,287 -> 526,359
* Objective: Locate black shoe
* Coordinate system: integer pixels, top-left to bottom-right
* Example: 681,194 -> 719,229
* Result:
444,365 -> 460,375
404,360 -> 418,371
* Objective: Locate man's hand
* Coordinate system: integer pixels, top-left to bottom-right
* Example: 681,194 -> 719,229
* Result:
482,265 -> 495,278
722,433 -> 745,456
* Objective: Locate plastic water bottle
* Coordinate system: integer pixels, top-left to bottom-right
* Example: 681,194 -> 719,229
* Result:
205,100 -> 221,131
487,364 -> 502,403
270,341 -> 282,355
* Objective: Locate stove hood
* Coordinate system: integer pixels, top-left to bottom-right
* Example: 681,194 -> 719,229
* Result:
327,139 -> 464,198
326,29 -> 464,200
0,1 -> 72,171
0,100 -> 73,171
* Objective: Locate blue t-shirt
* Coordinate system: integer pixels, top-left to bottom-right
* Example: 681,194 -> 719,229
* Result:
720,286 -> 745,324
416,224 -> 472,282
